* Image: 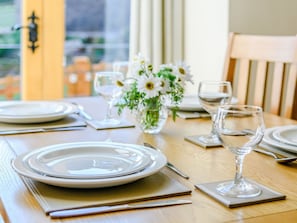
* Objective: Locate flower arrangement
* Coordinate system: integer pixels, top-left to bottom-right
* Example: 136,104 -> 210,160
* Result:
117,54 -> 193,132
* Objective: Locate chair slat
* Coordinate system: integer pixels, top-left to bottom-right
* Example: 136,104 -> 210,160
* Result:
268,62 -> 284,115
236,59 -> 250,104
252,61 -> 267,106
281,64 -> 297,118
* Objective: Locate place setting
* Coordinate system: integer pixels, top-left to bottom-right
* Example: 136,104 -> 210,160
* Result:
195,105 -> 286,208
0,100 -> 87,135
11,141 -> 192,218
255,125 -> 297,163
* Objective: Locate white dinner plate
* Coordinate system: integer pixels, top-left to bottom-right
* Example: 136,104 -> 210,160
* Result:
12,142 -> 167,188
0,101 -> 78,124
272,125 -> 297,147
263,127 -> 297,153
27,142 -> 152,179
168,95 -> 238,112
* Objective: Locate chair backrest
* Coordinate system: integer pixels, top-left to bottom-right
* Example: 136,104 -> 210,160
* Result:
223,32 -> 297,120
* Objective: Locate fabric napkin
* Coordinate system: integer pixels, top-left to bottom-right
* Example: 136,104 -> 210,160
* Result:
177,111 -> 210,119
21,171 -> 191,214
0,115 -> 86,135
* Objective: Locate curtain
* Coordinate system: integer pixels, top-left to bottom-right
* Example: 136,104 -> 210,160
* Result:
129,0 -> 184,67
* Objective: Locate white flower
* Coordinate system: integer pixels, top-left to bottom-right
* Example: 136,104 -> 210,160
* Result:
173,62 -> 193,84
137,76 -> 162,98
131,53 -> 150,78
159,78 -> 170,94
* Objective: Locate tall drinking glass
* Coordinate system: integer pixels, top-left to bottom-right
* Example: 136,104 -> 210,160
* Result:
93,71 -> 124,125
197,81 -> 232,146
215,105 -> 265,198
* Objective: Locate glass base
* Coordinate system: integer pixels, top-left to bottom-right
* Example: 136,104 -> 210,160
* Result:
216,179 -> 262,198
196,134 -> 222,147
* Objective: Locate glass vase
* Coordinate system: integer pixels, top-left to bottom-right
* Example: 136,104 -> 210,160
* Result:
136,104 -> 168,134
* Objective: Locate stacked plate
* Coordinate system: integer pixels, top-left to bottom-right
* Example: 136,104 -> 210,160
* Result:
0,101 -> 78,123
262,125 -> 297,153
167,95 -> 238,112
12,141 -> 167,188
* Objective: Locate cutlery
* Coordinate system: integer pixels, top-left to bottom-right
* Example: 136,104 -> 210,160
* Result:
144,143 -> 190,179
49,199 -> 192,218
72,102 -> 93,121
0,126 -> 85,135
254,146 -> 297,163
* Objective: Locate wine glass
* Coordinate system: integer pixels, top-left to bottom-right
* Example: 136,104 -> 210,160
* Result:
215,105 -> 265,198
197,81 -> 232,146
93,71 -> 124,125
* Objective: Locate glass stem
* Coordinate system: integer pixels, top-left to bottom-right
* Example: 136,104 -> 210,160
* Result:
210,113 -> 217,136
234,155 -> 244,185
106,101 -> 113,120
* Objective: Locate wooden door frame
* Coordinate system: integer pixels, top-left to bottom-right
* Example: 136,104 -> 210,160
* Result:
21,0 -> 64,100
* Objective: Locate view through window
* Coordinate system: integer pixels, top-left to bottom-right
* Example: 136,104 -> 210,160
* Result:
0,0 -> 130,99
0,0 -> 20,100
64,0 -> 130,97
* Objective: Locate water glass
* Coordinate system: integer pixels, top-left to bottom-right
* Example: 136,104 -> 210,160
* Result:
197,81 -> 232,146
215,105 -> 265,198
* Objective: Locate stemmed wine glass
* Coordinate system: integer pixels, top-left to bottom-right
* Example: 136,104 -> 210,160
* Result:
215,105 -> 265,198
197,81 -> 232,146
93,71 -> 124,126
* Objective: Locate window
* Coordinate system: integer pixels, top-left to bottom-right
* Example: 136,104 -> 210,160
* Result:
64,0 -> 130,97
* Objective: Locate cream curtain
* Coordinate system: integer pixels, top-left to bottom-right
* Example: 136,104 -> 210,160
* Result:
129,0 -> 184,67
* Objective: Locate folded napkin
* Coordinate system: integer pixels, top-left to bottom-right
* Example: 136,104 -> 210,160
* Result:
184,135 -> 222,148
86,119 -> 135,130
177,111 -> 210,119
21,171 -> 191,214
0,115 -> 86,135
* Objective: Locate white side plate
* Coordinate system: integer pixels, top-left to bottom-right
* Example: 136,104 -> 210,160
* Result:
168,95 -> 238,112
263,127 -> 297,153
0,101 -> 78,123
272,125 -> 297,147
12,142 -> 167,188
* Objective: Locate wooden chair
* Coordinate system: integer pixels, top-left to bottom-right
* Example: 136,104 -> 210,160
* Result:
223,32 -> 297,120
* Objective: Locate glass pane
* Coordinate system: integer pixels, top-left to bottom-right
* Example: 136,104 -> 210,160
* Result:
64,0 -> 130,97
0,0 -> 21,100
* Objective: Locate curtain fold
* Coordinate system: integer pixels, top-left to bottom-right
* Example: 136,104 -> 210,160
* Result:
129,0 -> 184,67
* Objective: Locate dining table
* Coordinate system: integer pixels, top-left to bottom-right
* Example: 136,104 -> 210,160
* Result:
1,96 -> 297,223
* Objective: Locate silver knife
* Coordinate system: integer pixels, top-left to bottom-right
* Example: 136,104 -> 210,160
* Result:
49,199 -> 192,218
0,126 -> 85,135
144,143 -> 190,179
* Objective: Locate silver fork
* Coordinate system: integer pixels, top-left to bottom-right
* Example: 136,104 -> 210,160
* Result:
144,142 -> 190,179
72,102 -> 93,121
254,148 -> 297,163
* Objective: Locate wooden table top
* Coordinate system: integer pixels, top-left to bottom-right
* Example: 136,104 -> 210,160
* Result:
1,96 -> 297,223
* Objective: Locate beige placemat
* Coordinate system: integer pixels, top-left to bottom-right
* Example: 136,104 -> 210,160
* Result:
184,135 -> 222,148
21,171 -> 191,214
86,120 -> 135,130
0,115 -> 86,134
195,179 -> 286,208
